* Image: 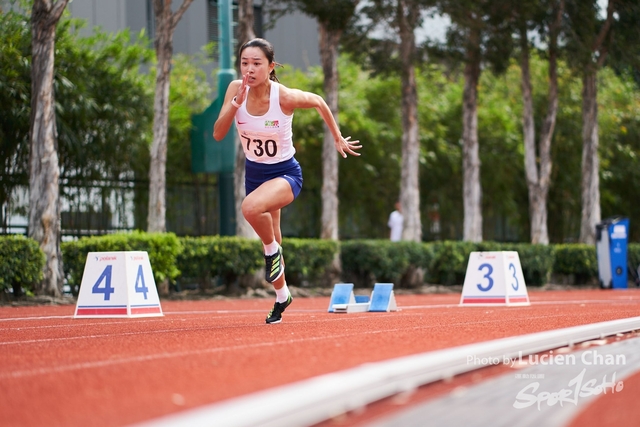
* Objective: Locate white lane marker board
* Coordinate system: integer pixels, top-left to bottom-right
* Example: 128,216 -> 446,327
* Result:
74,251 -> 163,318
460,251 -> 530,306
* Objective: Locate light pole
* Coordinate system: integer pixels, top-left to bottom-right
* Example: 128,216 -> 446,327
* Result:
217,0 -> 236,236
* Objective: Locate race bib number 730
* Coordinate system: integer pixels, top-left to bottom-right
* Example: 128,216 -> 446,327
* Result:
239,129 -> 283,163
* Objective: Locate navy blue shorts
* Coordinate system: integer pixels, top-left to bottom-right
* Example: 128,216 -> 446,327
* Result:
245,157 -> 303,199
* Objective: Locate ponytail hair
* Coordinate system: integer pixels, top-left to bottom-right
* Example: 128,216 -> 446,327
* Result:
239,38 -> 283,82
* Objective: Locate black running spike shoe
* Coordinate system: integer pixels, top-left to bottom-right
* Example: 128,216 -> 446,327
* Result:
265,294 -> 293,324
264,245 -> 284,283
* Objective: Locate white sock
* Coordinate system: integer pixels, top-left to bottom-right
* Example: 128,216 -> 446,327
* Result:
275,283 -> 289,303
263,240 -> 279,256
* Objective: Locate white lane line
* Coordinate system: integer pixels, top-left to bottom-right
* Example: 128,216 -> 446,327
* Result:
0,325 -> 431,380
128,316 -> 640,427
0,313 -> 602,382
0,315 -> 74,322
2,297 -> 636,322
0,326 -> 220,346
0,312 -> 579,346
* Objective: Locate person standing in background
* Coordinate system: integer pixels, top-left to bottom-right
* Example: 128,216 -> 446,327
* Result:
388,201 -> 403,242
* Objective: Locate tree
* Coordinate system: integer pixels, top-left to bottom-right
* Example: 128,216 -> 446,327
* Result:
147,0 -> 194,233
565,0 -> 639,243
1,8 -> 154,216
28,0 -> 70,296
267,0 -> 360,240
435,0 -> 512,242
357,0 -> 430,242
435,0 -> 486,242
516,0 -> 564,244
565,0 -> 613,244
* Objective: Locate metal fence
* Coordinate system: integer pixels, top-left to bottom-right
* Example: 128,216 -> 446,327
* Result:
1,177 -> 219,238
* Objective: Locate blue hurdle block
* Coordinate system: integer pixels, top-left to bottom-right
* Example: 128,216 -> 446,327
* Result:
354,295 -> 370,303
368,283 -> 398,312
328,283 -> 356,312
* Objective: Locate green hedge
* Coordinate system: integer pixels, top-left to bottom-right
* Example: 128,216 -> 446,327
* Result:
176,236 -> 340,289
61,232 -> 182,292
6,232 -> 638,298
429,241 -> 479,285
552,244 -> 598,284
428,241 -> 555,286
176,236 -> 263,290
23,232 -> 640,298
281,238 -> 340,287
482,242 -> 555,287
340,240 -> 431,288
0,235 -> 45,297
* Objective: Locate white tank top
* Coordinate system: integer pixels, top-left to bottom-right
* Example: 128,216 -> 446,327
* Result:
235,81 -> 295,164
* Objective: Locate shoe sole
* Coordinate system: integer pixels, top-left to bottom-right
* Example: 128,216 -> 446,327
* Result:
266,319 -> 282,324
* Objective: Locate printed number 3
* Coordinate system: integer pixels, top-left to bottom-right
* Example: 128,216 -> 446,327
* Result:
509,263 -> 519,291
476,263 -> 494,291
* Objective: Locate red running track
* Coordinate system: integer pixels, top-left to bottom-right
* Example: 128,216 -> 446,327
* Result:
1,288 -> 640,427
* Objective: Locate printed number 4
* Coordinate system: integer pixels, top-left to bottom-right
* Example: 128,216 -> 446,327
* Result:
91,264 -> 149,301
135,265 -> 149,299
92,265 -> 115,300
476,263 -> 494,291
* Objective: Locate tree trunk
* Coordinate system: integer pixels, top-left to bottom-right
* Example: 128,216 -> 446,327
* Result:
148,0 -> 194,233
148,6 -> 172,233
234,0 -> 257,238
398,0 -> 421,242
318,22 -> 341,240
576,0 -> 613,244
462,28 -> 482,242
579,70 -> 600,244
237,0 -> 255,45
28,0 -> 69,297
520,1 -> 561,245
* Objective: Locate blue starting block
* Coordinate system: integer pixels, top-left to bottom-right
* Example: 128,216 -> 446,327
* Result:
327,283 -> 356,312
368,283 -> 397,312
328,283 -> 397,313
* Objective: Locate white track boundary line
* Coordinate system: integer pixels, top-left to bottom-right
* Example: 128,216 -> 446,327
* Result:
131,315 -> 640,427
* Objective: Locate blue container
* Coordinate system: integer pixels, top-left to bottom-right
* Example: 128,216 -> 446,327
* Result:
596,217 -> 629,289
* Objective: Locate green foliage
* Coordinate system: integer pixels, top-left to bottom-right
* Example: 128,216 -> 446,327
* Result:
429,240 -> 478,285
428,240 -> 555,286
154,45 -> 216,184
0,8 -> 33,204
281,238 -> 339,287
552,244 -> 598,283
340,240 -> 429,288
278,51 -> 640,244
598,69 -> 640,241
0,10 -> 154,219
54,21 -> 154,184
0,235 -> 45,297
176,236 -> 262,289
479,242 -> 555,286
176,236 -> 339,289
3,6 -> 640,244
279,57 -> 405,239
61,232 -> 182,292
